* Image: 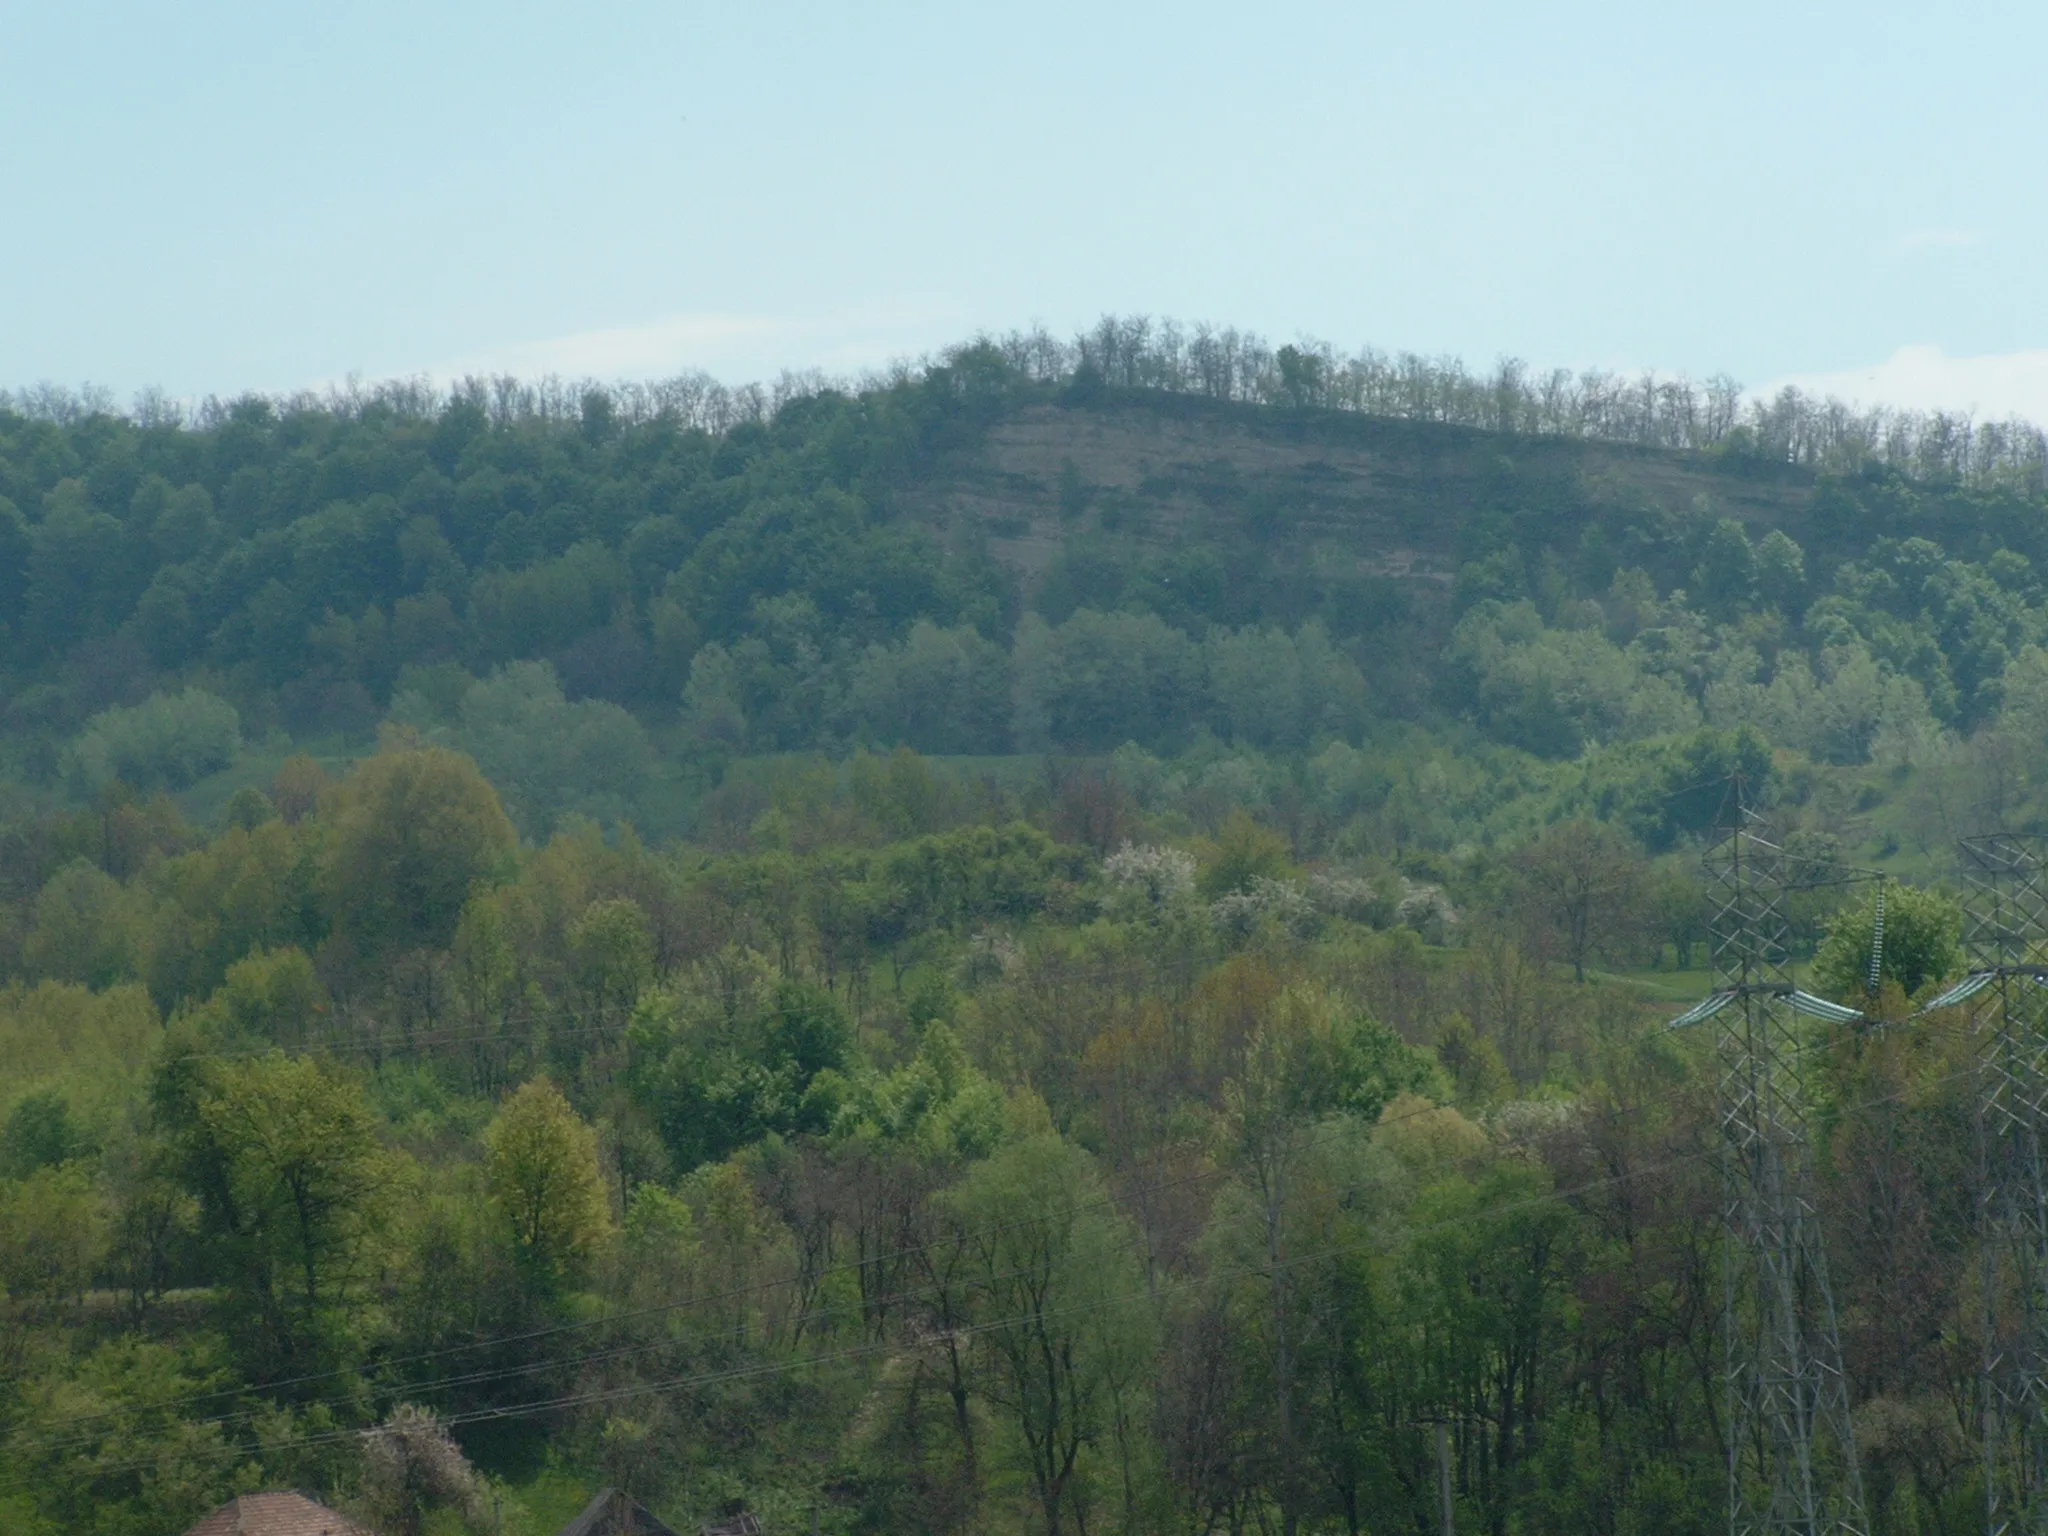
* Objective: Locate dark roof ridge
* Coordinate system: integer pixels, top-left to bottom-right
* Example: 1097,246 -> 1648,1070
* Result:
556,1484 -> 687,1536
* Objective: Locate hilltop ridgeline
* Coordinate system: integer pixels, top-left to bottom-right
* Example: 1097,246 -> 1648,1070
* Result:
4,321 -> 2047,834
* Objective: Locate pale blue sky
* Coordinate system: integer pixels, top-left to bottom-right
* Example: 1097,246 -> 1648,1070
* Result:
7,0 -> 2048,417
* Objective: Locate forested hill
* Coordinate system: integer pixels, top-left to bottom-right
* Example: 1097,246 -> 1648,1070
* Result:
6,327 -> 2048,846
12,332 -> 2048,1535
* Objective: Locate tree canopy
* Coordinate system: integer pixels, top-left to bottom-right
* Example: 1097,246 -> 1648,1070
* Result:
3,325 -> 2047,1535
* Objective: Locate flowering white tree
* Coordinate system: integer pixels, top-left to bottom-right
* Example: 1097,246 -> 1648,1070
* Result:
1102,842 -> 1196,913
359,1404 -> 495,1536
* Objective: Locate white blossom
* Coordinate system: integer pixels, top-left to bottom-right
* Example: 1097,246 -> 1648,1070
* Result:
1210,876 -> 1318,937
1103,841 -> 1197,908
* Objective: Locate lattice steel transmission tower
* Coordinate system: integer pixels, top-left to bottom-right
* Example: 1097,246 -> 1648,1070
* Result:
1957,834 -> 2048,1536
1704,800 -> 1866,1536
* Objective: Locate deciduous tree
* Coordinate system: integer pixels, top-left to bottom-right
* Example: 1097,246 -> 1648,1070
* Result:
318,747 -> 515,958
485,1078 -> 610,1292
1510,819 -> 1650,982
175,1053 -> 392,1374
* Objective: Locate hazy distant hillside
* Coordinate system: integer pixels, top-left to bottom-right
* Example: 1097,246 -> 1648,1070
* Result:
898,389 -> 1812,575
891,390 -> 1826,634
5,322 -> 2048,837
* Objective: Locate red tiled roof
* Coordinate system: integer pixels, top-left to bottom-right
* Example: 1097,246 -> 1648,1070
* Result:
184,1491 -> 376,1536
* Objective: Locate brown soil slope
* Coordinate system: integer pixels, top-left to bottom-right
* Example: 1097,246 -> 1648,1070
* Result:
889,393 -> 1817,594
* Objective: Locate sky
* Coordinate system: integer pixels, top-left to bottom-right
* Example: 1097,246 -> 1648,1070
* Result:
6,0 -> 2048,421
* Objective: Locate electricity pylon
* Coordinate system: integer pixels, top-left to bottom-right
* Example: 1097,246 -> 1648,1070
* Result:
1955,834 -> 2048,1536
1704,802 -> 1866,1536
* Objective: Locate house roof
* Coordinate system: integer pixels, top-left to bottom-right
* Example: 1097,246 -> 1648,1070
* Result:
183,1492 -> 376,1536
556,1486 -> 686,1536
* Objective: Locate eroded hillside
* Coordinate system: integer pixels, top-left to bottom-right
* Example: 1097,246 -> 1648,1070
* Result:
891,391 -> 1818,601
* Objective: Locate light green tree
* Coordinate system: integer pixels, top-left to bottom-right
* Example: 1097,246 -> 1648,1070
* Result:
1397,1163 -> 1581,1536
24,859 -> 142,988
195,946 -> 327,1049
142,819 -> 316,1010
1812,883 -> 1962,1003
1216,986 -> 1432,1536
486,1078 -> 612,1292
568,897 -> 656,1037
0,1164 -> 105,1310
942,1133 -> 1153,1536
318,747 -> 516,957
0,981 -> 161,1132
177,1053 -> 394,1373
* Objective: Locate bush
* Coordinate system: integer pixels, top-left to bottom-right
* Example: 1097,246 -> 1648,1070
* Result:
70,688 -> 240,792
1811,883 -> 1962,1002
448,661 -> 659,837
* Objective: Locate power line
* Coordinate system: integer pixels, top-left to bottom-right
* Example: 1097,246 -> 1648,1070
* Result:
35,1042 -> 1990,1482
36,1015 -> 1998,1474
26,1073 -> 1564,1439
43,963 -> 1992,1451
19,849 -> 1950,1449
39,937 -> 1723,1433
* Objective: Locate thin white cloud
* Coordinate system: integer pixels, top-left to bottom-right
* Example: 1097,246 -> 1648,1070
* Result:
1896,227 -> 1989,251
425,304 -> 964,386
1764,344 -> 2048,428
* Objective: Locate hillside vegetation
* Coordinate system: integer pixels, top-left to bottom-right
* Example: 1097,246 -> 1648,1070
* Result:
2,324 -> 2047,1535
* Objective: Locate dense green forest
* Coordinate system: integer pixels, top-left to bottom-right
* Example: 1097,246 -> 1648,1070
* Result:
7,322 -> 2048,1535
